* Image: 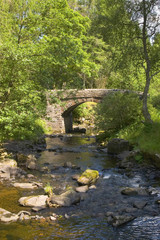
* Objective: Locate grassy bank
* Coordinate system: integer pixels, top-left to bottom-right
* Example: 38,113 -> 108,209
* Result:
94,92 -> 160,155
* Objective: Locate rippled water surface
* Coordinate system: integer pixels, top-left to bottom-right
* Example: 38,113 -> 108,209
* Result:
0,135 -> 160,240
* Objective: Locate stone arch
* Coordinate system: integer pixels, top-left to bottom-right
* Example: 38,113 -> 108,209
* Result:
62,98 -> 100,133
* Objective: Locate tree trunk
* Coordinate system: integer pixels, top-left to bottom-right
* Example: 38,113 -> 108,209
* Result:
142,0 -> 152,123
142,70 -> 152,123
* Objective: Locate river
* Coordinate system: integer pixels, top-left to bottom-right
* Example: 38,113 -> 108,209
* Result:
0,135 -> 160,239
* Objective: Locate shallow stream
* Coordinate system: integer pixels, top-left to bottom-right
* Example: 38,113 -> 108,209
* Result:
0,135 -> 160,239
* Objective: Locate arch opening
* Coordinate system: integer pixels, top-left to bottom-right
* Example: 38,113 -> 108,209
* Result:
62,101 -> 97,133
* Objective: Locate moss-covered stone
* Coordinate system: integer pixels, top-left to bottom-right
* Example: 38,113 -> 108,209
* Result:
77,169 -> 99,186
50,189 -> 80,207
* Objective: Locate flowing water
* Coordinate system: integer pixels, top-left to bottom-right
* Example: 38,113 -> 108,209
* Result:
0,135 -> 160,240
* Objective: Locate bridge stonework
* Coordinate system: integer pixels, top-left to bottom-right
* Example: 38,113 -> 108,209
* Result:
45,89 -> 130,133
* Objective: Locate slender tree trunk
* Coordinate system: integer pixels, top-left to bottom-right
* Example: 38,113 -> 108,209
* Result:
83,73 -> 86,89
142,0 -> 152,123
142,69 -> 152,123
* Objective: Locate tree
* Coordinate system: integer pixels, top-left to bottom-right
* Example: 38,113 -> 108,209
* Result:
88,0 -> 144,90
125,0 -> 160,123
89,0 -> 160,122
0,0 -> 99,140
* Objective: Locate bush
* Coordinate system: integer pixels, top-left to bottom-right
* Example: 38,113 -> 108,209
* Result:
94,92 -> 143,137
0,90 -> 46,141
0,107 -> 44,141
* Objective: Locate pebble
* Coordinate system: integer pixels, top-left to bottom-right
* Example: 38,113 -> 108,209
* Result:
50,216 -> 56,221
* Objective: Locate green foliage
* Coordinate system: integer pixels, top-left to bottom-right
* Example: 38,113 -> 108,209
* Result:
72,102 -> 96,122
0,0 -> 159,141
150,94 -> 160,110
35,119 -> 53,135
0,0 -> 100,140
135,154 -> 143,164
127,122 -> 160,154
95,92 -> 143,137
44,183 -> 53,197
117,104 -> 160,154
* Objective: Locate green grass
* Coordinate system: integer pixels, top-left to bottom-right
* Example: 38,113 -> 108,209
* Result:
118,121 -> 160,154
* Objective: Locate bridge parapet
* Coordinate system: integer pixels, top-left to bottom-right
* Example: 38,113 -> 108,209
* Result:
47,89 -> 130,100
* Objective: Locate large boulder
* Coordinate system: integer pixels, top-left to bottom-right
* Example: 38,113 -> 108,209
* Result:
50,189 -> 80,207
107,138 -> 129,155
77,169 -> 99,186
19,195 -> 48,207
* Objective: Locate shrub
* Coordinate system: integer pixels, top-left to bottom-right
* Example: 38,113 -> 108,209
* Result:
0,91 -> 46,141
94,92 -> 143,137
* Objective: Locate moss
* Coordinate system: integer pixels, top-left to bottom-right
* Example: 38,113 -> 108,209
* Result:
78,169 -> 99,185
44,183 -> 53,197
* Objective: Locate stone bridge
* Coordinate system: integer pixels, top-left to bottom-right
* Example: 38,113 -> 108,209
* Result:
46,89 -> 137,133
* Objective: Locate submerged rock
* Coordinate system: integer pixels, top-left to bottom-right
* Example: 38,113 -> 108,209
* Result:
32,206 -> 46,212
133,201 -> 147,209
19,195 -> 48,207
50,189 -> 80,207
121,187 -> 149,196
63,162 -> 80,169
77,169 -> 99,186
106,211 -> 135,227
